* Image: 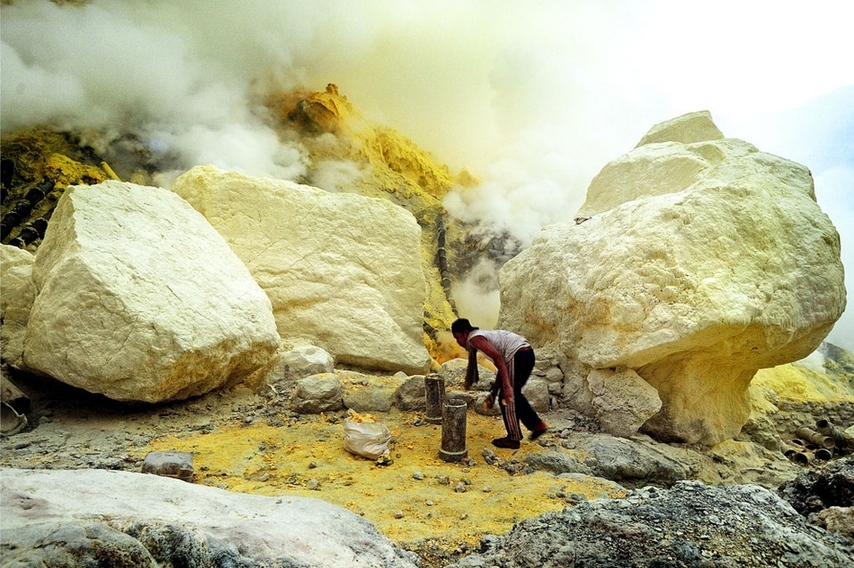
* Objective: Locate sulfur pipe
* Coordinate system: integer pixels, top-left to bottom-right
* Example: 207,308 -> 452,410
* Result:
101,161 -> 121,181
424,375 -> 445,424
796,427 -> 835,449
816,419 -> 853,449
815,448 -> 833,461
789,451 -> 811,465
439,399 -> 468,463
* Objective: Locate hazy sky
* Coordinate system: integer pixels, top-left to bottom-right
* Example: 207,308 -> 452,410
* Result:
2,0 -> 852,349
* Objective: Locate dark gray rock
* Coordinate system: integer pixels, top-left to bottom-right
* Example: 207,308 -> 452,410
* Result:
577,434 -> 696,488
524,450 -> 592,476
449,481 -> 854,568
778,454 -> 854,515
141,450 -> 194,482
2,522 -> 158,567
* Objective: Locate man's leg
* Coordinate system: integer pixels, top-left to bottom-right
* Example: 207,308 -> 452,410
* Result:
498,386 -> 524,442
513,350 -> 548,439
512,350 -> 542,431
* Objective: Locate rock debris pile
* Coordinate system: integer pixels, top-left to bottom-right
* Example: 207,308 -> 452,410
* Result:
450,473 -> 854,568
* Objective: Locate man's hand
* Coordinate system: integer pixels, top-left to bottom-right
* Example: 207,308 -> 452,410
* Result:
483,392 -> 496,411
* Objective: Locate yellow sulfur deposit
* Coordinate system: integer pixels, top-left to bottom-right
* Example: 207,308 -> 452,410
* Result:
45,153 -> 109,188
145,410 -> 626,552
347,409 -> 379,423
753,362 -> 852,401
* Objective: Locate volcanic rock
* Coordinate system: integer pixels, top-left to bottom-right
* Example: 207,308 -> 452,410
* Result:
394,374 -> 428,411
0,244 -> 35,369
448,481 -> 853,567
499,111 -> 846,445
778,454 -> 854,516
22,181 -> 280,402
0,468 -> 419,567
172,165 -> 431,374
290,373 -> 345,414
281,344 -> 336,381
586,368 -> 662,438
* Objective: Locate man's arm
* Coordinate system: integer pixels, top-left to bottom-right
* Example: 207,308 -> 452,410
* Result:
463,348 -> 479,390
468,335 -> 514,405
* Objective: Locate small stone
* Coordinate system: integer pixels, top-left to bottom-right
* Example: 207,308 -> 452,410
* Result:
141,451 -> 194,482
454,482 -> 467,493
306,478 -> 319,490
483,486 -> 492,493
308,461 -> 318,469
437,475 -> 450,485
394,510 -> 404,519
426,500 -> 435,506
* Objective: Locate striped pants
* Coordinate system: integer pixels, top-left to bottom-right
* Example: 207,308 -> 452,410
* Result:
498,348 -> 541,441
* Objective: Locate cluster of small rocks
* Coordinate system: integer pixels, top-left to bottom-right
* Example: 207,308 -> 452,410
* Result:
778,455 -> 854,538
448,478 -> 853,568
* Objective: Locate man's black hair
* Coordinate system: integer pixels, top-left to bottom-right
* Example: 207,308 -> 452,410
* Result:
451,318 -> 478,333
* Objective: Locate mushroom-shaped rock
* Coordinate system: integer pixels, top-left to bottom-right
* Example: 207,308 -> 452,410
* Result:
499,112 -> 846,445
23,182 -> 280,403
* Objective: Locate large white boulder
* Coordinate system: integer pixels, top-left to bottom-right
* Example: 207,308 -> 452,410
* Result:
0,244 -> 36,370
171,166 -> 431,374
0,468 -> 418,567
499,112 -> 846,445
22,181 -> 280,403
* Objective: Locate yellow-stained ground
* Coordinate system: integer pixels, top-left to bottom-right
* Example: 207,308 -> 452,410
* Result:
146,410 -> 625,552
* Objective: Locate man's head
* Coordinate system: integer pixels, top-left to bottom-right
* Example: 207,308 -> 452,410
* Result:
451,318 -> 477,347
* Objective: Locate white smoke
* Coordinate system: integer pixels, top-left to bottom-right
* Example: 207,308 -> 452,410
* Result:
1,0 -> 852,346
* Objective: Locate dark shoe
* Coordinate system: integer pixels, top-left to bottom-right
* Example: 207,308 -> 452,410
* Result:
529,424 -> 548,441
492,437 -> 520,449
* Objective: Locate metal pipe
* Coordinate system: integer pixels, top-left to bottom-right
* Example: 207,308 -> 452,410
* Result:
439,399 -> 468,462
815,448 -> 833,461
424,374 -> 445,424
101,161 -> 121,181
816,419 -> 853,450
796,426 -> 835,449
789,451 -> 811,465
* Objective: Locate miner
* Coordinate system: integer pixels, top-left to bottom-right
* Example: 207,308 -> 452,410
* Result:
451,318 -> 548,449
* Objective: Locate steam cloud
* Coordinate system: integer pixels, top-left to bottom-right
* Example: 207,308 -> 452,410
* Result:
2,0 -> 852,349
